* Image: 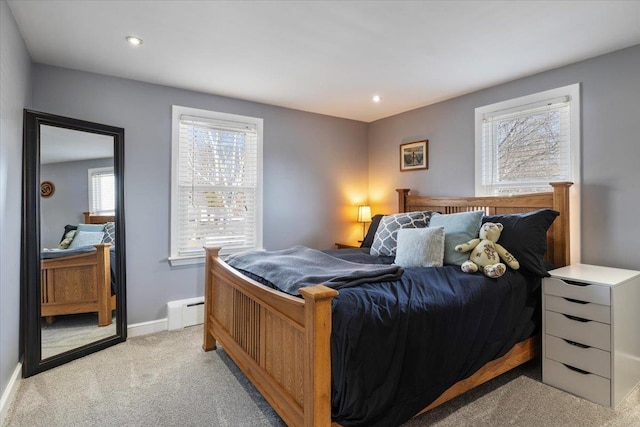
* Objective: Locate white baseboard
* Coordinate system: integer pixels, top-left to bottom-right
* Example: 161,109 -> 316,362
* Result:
127,318 -> 168,338
0,362 -> 22,426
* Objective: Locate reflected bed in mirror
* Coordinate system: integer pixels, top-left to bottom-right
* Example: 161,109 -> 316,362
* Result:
40,212 -> 116,358
22,110 -> 127,377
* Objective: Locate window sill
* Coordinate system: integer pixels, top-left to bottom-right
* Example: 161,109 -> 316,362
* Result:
168,255 -> 205,267
169,246 -> 263,266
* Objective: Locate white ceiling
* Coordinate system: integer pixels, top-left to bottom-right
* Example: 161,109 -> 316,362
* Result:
8,1 -> 640,122
40,125 -> 113,164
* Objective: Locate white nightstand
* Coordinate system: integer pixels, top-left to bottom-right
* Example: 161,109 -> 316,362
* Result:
542,264 -> 640,407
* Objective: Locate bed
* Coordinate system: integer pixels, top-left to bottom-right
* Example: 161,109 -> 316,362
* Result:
40,212 -> 116,327
202,182 -> 572,426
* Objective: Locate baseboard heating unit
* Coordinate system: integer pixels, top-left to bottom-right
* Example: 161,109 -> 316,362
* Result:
167,296 -> 204,330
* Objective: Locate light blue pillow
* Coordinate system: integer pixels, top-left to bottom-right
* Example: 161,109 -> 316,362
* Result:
77,223 -> 105,232
68,230 -> 104,249
429,210 -> 484,265
394,227 -> 445,268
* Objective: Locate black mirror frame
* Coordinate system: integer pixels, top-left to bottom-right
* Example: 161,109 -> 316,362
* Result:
21,109 -> 127,377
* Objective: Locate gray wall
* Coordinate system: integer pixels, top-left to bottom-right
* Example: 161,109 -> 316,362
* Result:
0,0 -> 31,412
368,45 -> 640,271
40,158 -> 113,248
31,64 -> 369,324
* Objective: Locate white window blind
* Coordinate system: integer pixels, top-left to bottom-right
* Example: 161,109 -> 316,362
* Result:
88,167 -> 115,215
171,106 -> 263,264
480,98 -> 571,195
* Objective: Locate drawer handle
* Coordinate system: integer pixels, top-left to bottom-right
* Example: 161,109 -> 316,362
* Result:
563,314 -> 590,323
562,279 -> 590,287
563,339 -> 591,349
563,363 -> 591,375
563,297 -> 589,305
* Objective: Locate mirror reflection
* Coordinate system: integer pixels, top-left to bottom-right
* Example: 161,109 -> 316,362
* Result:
39,125 -> 117,359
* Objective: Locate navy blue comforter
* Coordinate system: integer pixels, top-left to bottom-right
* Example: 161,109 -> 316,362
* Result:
326,249 -> 539,426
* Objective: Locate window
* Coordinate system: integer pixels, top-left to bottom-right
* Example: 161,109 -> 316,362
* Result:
88,167 -> 115,215
170,106 -> 263,265
475,84 -> 580,263
475,84 -> 580,196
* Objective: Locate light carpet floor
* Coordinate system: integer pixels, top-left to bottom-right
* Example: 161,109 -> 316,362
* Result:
4,325 -> 639,427
41,313 -> 117,359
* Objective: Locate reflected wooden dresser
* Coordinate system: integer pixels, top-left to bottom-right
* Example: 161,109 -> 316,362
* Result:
542,264 -> 640,407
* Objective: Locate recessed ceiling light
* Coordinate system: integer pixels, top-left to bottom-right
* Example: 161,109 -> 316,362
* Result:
126,36 -> 143,46
372,95 -> 381,103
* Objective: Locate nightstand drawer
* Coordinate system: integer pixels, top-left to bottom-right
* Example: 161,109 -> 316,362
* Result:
545,311 -> 611,351
543,358 -> 610,406
544,294 -> 610,324
545,335 -> 611,378
544,277 -> 610,306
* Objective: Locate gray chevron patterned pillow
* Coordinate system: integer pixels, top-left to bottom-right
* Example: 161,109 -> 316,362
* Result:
370,211 -> 434,256
101,221 -> 116,245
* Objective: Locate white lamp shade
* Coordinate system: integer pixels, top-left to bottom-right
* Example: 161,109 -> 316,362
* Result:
357,205 -> 372,223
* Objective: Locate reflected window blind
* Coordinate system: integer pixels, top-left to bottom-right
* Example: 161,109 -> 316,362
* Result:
176,116 -> 258,257
480,98 -> 571,195
88,168 -> 115,214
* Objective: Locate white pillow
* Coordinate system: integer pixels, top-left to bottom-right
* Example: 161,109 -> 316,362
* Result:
394,227 -> 445,268
68,231 -> 105,249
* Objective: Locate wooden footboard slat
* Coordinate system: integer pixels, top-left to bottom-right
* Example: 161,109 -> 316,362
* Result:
232,289 -> 261,361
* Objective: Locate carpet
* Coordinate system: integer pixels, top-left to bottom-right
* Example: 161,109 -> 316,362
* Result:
407,373 -> 640,427
4,326 -> 639,426
41,313 -> 117,359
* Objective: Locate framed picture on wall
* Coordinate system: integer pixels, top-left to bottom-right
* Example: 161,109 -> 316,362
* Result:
400,140 -> 428,171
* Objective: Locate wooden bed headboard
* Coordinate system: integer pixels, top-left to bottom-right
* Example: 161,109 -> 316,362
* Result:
83,211 -> 115,224
397,182 -> 572,268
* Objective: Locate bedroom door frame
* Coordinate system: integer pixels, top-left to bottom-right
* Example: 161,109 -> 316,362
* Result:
21,109 -> 127,377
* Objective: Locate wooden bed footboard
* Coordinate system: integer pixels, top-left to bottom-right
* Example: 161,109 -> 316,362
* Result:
41,243 -> 115,327
203,247 -> 338,427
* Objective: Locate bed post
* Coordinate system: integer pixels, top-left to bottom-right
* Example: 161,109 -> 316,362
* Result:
203,246 -> 219,351
298,285 -> 339,427
550,182 -> 572,267
96,243 -> 112,326
397,188 -> 410,213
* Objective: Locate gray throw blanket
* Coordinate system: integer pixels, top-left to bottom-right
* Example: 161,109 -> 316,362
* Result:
225,245 -> 403,295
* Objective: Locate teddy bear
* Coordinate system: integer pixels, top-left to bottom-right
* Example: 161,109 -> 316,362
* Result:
454,222 -> 519,278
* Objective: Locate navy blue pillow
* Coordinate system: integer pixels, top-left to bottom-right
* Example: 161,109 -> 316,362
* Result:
483,209 -> 559,277
360,214 -> 385,248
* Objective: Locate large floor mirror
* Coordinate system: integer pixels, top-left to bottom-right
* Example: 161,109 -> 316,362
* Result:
21,110 -> 127,377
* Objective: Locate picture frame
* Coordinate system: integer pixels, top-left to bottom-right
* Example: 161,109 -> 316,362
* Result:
400,140 -> 428,171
